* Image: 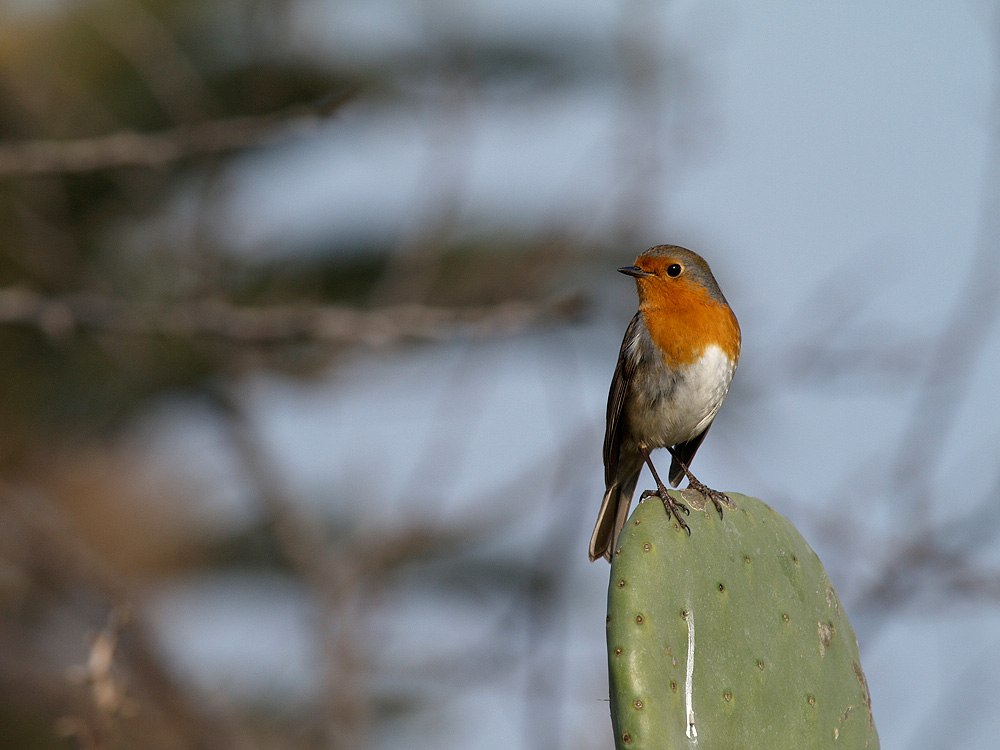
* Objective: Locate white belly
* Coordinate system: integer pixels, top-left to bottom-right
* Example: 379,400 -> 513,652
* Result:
626,344 -> 735,448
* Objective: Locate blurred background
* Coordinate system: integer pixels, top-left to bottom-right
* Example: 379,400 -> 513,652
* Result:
0,0 -> 998,748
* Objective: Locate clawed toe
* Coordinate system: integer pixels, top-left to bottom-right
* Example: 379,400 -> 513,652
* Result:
686,480 -> 734,520
709,494 -> 726,519
641,487 -> 691,535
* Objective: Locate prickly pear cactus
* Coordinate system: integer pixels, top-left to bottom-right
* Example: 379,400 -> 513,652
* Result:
606,492 -> 877,749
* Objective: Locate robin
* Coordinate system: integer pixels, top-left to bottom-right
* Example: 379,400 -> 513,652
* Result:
589,245 -> 741,562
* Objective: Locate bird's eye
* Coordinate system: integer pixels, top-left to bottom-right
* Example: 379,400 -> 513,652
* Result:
666,263 -> 682,277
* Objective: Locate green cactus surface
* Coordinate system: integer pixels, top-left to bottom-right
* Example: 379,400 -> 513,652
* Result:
606,491 -> 878,749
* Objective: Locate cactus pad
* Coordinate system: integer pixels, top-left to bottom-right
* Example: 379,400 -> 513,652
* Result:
606,492 -> 878,749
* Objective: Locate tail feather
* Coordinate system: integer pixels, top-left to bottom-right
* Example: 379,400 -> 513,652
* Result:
589,474 -> 640,562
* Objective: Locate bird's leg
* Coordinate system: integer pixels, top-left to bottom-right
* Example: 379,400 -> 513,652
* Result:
638,445 -> 691,535
665,446 -> 734,519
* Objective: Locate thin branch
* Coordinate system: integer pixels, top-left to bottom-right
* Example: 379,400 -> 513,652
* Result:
0,287 -> 584,346
888,6 -> 1000,511
210,384 -> 482,749
0,483 -> 242,750
0,97 -> 350,177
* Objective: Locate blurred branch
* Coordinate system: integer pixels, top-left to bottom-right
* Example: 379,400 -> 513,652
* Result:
886,5 -> 1000,513
209,375 -> 602,747
837,8 -> 1000,640
0,97 -> 350,176
0,287 -> 585,345
0,483 -> 242,750
212,385 -> 481,749
370,67 -> 476,305
611,0 -> 668,247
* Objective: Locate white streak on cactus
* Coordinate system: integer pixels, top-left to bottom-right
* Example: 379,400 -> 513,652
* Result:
684,607 -> 697,741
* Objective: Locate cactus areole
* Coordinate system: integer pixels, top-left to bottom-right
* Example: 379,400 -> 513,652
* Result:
606,492 -> 878,749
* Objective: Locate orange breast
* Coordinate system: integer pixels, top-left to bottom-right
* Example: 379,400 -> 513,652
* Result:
638,277 -> 741,368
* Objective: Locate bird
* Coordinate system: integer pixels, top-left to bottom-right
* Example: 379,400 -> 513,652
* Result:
589,245 -> 741,562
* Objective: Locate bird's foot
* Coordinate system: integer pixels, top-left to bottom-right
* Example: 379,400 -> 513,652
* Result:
640,484 -> 691,535
685,478 -> 735,519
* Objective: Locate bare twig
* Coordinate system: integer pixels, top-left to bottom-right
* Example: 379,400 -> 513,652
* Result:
211,386 -> 468,749
0,287 -> 584,346
832,7 -> 1000,642
0,483 -> 242,750
66,606 -> 133,717
0,98 -> 349,177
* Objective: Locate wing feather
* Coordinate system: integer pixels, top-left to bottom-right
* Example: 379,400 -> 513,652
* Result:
604,312 -> 643,486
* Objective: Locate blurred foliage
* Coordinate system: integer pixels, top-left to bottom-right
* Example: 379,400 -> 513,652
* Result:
0,0 -> 354,452
0,1 -> 597,748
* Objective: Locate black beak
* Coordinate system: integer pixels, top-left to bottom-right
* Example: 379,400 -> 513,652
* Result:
618,265 -> 652,278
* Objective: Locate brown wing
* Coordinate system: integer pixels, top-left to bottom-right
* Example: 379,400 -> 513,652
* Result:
668,421 -> 712,487
604,312 -> 643,487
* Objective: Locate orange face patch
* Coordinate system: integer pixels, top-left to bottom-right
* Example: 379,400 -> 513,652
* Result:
633,256 -> 741,367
